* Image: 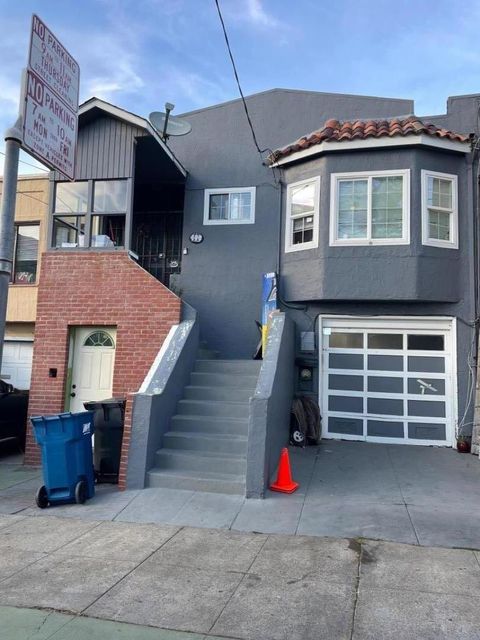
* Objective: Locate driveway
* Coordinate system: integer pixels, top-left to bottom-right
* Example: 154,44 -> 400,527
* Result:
2,440 -> 480,549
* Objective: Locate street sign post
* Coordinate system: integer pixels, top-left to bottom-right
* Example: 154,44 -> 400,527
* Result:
22,70 -> 77,180
0,14 -> 80,380
28,14 -> 80,112
21,14 -> 80,179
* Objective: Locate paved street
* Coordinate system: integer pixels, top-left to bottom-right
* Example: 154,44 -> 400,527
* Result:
1,513 -> 480,639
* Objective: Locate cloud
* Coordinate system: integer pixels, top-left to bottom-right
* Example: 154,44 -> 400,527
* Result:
245,0 -> 281,29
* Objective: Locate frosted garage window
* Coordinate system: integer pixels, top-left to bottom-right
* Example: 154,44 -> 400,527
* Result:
329,333 -> 363,348
407,335 -> 444,351
368,334 -> 403,349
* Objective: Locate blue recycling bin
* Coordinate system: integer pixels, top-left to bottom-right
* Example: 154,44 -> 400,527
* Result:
31,411 -> 95,508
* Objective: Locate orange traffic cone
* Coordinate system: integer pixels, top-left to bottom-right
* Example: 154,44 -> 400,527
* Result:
270,447 -> 299,494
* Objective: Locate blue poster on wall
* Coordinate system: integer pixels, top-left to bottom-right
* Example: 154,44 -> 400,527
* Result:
262,272 -> 277,355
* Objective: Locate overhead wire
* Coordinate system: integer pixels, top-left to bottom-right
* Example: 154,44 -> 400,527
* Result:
213,0 -> 279,185
0,151 -> 49,173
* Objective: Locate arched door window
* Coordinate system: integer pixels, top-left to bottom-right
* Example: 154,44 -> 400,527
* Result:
83,331 -> 115,348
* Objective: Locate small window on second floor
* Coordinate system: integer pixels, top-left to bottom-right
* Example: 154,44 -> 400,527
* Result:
285,177 -> 320,252
204,187 -> 256,225
12,224 -> 40,284
421,170 -> 458,249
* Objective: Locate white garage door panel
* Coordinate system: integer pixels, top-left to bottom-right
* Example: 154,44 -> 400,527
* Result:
2,341 -> 33,389
321,318 -> 454,446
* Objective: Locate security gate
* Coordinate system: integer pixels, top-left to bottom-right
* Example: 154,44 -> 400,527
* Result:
320,317 -> 455,446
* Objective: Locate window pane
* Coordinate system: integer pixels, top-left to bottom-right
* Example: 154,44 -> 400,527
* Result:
428,209 -> 451,241
55,182 -> 88,213
91,215 -> 125,247
329,332 -> 364,348
94,180 -> 128,212
368,333 -> 403,349
291,182 -> 315,215
372,176 -> 403,239
428,177 -> 452,210
338,180 -> 367,239
292,215 -> 314,245
209,194 -> 228,220
407,335 -> 444,351
230,192 -> 251,220
14,225 -> 39,284
53,216 -> 85,247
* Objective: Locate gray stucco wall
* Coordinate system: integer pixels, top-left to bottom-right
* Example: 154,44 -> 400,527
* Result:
126,302 -> 199,489
246,312 -> 295,498
169,89 -> 415,357
281,147 -> 471,303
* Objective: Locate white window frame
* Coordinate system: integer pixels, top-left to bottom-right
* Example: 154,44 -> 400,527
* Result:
203,187 -> 256,225
329,169 -> 410,246
421,170 -> 458,249
285,176 -> 320,253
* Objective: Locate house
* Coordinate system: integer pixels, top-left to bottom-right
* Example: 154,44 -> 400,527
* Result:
1,174 -> 49,390
22,89 -> 480,496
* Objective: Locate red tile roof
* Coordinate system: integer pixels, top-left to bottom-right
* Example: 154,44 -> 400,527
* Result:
268,116 -> 472,164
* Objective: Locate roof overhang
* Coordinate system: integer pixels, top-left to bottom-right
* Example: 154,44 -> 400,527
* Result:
78,98 -> 187,178
271,134 -> 470,167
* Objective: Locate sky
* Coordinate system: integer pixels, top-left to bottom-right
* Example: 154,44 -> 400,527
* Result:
1,0 -> 480,175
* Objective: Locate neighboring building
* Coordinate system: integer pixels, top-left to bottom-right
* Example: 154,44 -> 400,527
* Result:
1,174 -> 48,389
22,89 -> 480,494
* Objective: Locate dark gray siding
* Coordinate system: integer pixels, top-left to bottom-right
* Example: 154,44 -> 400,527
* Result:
54,116 -> 147,181
169,89 -> 414,357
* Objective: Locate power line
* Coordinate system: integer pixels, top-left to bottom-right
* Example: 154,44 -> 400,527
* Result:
213,0 -> 273,160
0,151 -> 49,173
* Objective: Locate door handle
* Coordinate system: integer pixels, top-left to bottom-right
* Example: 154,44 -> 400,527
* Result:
70,392 -> 76,397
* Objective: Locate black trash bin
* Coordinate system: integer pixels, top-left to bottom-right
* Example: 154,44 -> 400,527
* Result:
83,398 -> 125,483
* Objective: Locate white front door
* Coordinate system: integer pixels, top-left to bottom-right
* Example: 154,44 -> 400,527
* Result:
70,327 -> 116,413
320,316 -> 456,446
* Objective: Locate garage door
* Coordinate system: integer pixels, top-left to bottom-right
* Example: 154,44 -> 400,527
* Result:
2,341 -> 33,389
320,317 -> 454,446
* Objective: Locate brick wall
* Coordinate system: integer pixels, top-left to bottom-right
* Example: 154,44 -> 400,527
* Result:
24,251 -> 181,489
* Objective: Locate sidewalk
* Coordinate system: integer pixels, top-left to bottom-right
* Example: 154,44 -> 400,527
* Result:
0,513 -> 480,639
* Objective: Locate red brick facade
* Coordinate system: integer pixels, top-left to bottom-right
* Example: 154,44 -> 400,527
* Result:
24,251 -> 181,489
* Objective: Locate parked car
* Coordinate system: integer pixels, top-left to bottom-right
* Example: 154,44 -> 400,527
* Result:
0,380 -> 29,450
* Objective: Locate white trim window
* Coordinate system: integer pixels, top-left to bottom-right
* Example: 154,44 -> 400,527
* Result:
330,169 -> 410,246
285,176 -> 320,252
203,187 -> 256,225
421,170 -> 458,249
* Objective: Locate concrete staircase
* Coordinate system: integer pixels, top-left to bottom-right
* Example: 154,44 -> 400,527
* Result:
146,358 -> 262,494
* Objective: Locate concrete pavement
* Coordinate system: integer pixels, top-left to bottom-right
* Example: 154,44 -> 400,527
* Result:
3,441 -> 480,549
1,514 -> 480,639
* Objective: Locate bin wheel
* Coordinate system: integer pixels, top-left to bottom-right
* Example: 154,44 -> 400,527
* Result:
35,485 -> 49,509
75,480 -> 87,505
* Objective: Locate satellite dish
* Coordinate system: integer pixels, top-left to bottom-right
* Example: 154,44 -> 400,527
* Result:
149,104 -> 192,141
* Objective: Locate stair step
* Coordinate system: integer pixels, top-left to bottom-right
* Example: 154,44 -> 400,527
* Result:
155,448 -> 247,474
177,399 -> 249,418
190,372 -> 258,388
163,431 -> 247,455
171,414 -> 249,435
146,468 -> 245,495
183,385 -> 254,402
195,359 -> 262,374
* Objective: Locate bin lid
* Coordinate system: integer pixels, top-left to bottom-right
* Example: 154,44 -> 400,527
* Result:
84,397 -> 126,410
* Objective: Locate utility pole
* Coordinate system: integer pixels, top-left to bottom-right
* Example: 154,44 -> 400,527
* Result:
0,116 -> 22,380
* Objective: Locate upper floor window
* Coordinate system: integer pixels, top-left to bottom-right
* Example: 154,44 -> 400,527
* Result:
330,170 -> 410,246
12,224 -> 40,284
285,177 -> 320,252
52,179 -> 128,248
421,170 -> 458,249
203,187 -> 255,225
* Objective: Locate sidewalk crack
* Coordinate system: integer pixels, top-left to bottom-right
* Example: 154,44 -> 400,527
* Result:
349,539 -> 362,640
207,533 -> 270,634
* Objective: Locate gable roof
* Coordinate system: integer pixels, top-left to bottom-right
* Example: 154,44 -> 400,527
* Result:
268,116 -> 472,164
78,97 -> 186,177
